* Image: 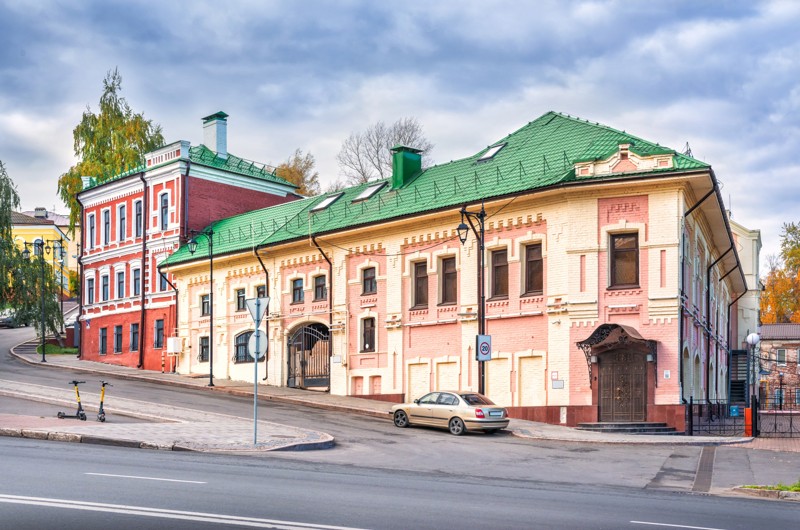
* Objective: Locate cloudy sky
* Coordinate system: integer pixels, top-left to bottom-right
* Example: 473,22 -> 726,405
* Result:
1,0 -> 798,267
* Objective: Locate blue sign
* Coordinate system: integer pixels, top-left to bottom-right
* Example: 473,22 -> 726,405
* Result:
730,405 -> 739,417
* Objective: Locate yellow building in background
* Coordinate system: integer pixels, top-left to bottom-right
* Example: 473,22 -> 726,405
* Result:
11,211 -> 71,297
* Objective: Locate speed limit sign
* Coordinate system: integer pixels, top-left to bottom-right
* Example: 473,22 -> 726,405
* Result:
476,335 -> 492,361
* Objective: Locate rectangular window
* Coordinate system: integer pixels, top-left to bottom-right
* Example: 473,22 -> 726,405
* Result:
292,278 -> 304,303
87,278 -> 95,304
491,249 -> 508,298
236,288 -> 246,311
101,275 -> 109,301
154,319 -> 164,348
201,294 -> 210,316
256,285 -> 266,298
314,276 -> 327,301
441,257 -> 457,305
160,193 -> 169,230
610,234 -> 639,288
159,273 -> 168,291
118,204 -> 126,240
116,271 -> 125,299
103,210 -> 110,245
133,268 -> 141,296
134,200 -> 143,238
524,244 -> 543,295
88,214 -> 95,249
362,317 -> 376,352
199,336 -> 209,362
776,349 -> 786,365
99,328 -> 107,355
362,267 -> 377,294
113,325 -> 122,353
413,261 -> 428,308
130,323 -> 139,352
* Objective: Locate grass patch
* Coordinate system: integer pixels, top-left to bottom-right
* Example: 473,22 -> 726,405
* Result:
742,479 -> 800,492
36,343 -> 78,355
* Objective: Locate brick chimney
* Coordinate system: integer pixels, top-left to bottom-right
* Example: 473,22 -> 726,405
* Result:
202,111 -> 229,159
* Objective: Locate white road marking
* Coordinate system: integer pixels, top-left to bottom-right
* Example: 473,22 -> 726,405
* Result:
631,521 -> 727,530
0,494 -> 367,529
85,472 -> 207,484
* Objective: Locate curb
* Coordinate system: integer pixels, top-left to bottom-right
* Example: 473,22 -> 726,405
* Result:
733,487 -> 800,501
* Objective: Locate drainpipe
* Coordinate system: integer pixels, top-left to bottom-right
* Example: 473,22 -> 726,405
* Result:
706,247 -> 732,404
680,188 -> 715,402
138,173 -> 148,368
75,195 -> 85,359
182,159 -> 191,238
311,236 -> 334,392
255,246 -> 271,380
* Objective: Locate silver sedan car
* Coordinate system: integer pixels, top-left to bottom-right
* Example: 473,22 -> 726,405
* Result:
391,391 -> 509,435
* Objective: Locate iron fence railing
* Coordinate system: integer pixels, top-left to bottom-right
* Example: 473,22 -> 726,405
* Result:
685,397 -> 746,436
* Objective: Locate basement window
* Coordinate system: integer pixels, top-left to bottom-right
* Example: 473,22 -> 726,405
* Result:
310,192 -> 344,213
352,182 -> 387,203
477,143 -> 506,162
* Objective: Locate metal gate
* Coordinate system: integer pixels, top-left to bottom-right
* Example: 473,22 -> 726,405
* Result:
287,323 -> 330,389
599,350 -> 646,422
757,386 -> 800,438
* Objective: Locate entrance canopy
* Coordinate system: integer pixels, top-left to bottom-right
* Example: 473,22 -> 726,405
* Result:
576,324 -> 658,387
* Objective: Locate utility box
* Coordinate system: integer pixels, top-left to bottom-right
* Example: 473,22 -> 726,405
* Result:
166,337 -> 183,354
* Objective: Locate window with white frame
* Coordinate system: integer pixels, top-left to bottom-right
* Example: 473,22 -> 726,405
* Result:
776,349 -> 786,365
159,193 -> 169,230
86,278 -> 95,304
132,268 -> 141,296
102,209 -> 110,245
101,275 -> 109,301
412,261 -> 428,308
134,199 -> 143,238
87,214 -> 95,249
118,204 -> 126,240
116,271 -> 125,299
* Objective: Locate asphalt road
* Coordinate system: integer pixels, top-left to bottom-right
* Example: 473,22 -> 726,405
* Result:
1,438 -> 798,530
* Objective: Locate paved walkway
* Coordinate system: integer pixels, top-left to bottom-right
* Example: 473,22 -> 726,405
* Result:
3,339 -> 798,454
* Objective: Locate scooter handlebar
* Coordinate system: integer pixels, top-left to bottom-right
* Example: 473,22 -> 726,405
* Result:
68,380 -> 86,385
100,380 -> 113,387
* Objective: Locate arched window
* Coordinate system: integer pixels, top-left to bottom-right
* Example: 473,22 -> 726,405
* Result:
233,331 -> 254,363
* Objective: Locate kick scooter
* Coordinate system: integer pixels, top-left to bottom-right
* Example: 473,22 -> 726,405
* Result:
57,380 -> 87,421
97,380 -> 112,422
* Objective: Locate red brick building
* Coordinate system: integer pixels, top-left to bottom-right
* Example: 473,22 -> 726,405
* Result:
77,112 -> 299,370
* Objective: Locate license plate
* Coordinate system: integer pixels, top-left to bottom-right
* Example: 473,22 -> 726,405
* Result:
489,411 -> 502,417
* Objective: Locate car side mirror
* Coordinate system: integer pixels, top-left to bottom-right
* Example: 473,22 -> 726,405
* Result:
414,399 -> 420,404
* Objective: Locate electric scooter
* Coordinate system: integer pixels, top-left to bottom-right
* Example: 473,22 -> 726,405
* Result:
97,380 -> 112,422
57,380 -> 87,421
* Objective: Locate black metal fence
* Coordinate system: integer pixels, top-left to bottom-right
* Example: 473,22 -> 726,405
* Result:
757,386 -> 800,438
685,397 -> 746,436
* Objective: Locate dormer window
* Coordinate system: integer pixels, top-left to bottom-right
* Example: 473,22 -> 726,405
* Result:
310,193 -> 343,213
352,182 -> 386,203
477,143 -> 506,163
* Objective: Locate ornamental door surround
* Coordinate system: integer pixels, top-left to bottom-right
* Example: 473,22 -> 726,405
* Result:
577,324 -> 657,422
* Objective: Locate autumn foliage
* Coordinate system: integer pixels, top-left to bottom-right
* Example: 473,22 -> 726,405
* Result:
760,223 -> 800,323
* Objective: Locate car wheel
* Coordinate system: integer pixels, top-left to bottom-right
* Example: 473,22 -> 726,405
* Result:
393,410 -> 410,428
448,417 -> 466,436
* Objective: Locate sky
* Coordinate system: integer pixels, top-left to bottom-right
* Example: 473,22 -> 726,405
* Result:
1,0 -> 798,270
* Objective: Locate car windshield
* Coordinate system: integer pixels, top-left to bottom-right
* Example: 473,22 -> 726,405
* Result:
460,393 -> 494,406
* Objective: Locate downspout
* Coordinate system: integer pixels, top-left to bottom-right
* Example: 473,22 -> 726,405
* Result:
255,246 -> 270,380
138,173 -> 148,368
75,194 -> 85,359
182,159 -> 191,238
706,247 -> 732,404
311,236 -> 334,392
680,188 -> 715,402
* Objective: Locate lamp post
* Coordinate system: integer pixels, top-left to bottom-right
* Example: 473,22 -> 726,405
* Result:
778,372 -> 784,411
188,228 -> 214,387
745,332 -> 760,404
456,202 -> 487,395
22,240 -> 51,363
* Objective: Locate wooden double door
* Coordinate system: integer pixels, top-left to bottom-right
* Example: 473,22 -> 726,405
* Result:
599,350 -> 647,422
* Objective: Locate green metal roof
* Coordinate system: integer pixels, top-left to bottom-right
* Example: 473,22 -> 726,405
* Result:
163,111 -> 710,267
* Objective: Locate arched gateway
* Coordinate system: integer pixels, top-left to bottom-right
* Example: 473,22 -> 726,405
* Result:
578,324 -> 657,422
287,322 -> 330,389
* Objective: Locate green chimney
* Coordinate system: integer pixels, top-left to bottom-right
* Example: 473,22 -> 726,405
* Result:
390,145 -> 422,189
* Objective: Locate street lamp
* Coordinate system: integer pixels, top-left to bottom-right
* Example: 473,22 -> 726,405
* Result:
745,332 -> 760,405
456,202 -> 487,395
778,372 -> 784,411
188,228 -> 214,387
22,240 -> 51,363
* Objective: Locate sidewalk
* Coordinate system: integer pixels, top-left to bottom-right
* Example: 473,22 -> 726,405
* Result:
3,339 -> 793,454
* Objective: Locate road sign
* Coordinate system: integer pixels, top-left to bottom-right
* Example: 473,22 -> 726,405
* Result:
730,405 -> 739,417
245,296 -> 270,326
248,330 -> 268,360
476,334 -> 492,361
